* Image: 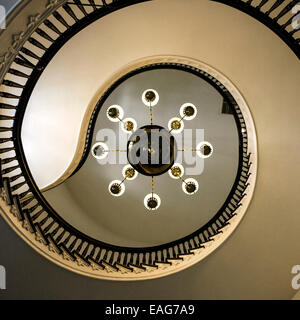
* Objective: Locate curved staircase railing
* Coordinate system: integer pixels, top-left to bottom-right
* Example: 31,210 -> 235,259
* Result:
213,0 -> 300,59
0,0 -> 281,279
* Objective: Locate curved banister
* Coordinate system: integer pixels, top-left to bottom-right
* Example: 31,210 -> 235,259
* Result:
0,0 -> 260,279
212,0 -> 300,59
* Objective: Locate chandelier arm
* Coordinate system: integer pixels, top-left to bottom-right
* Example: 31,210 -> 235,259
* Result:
117,116 -> 125,124
150,102 -> 153,125
178,148 -> 197,152
179,176 -> 187,185
107,149 -> 127,153
180,115 -> 186,122
120,177 -> 127,185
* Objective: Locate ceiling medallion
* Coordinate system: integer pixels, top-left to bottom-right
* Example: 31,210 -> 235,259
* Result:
91,89 -> 213,211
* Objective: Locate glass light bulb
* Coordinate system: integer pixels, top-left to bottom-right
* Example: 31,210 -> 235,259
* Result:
168,117 -> 184,134
122,164 -> 138,180
107,105 -> 124,122
196,141 -> 214,158
91,142 -> 109,160
142,89 -> 159,107
144,193 -> 161,211
180,103 -> 197,120
121,117 -> 137,133
168,163 -> 184,179
108,180 -> 125,197
182,178 -> 199,195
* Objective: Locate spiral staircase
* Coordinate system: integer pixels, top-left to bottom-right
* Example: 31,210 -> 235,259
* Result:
0,0 -> 299,299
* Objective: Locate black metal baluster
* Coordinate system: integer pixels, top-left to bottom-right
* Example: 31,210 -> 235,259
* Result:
20,197 -> 34,208
274,0 -> 298,22
44,19 -> 62,35
11,180 -> 27,192
1,157 -> 17,165
108,250 -> 114,265
31,209 -> 44,221
0,92 -> 20,99
289,27 -> 299,35
265,0 -> 285,16
69,237 -> 78,251
82,243 -> 89,258
6,179 -> 22,195
62,233 -> 72,246
0,127 -> 13,132
2,165 -> 18,174
74,0 -> 88,16
28,37 -> 48,51
18,190 -> 31,199
76,239 -> 83,253
95,247 -> 103,263
50,224 -> 60,238
256,0 -> 269,10
35,28 -> 55,43
53,11 -> 70,29
2,80 -> 24,89
55,230 -> 66,243
88,0 -> 97,10
26,202 -> 39,213
63,4 -> 79,22
44,220 -> 55,234
0,115 -> 15,120
7,68 -> 30,79
281,13 -> 296,29
1,178 -> 13,204
39,216 -> 50,228
20,47 -> 40,60
89,245 -> 96,259
0,137 -> 13,144
15,54 -> 35,69
0,103 -> 17,110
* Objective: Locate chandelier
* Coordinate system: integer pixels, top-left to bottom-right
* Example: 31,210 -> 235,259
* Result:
91,89 -> 213,211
